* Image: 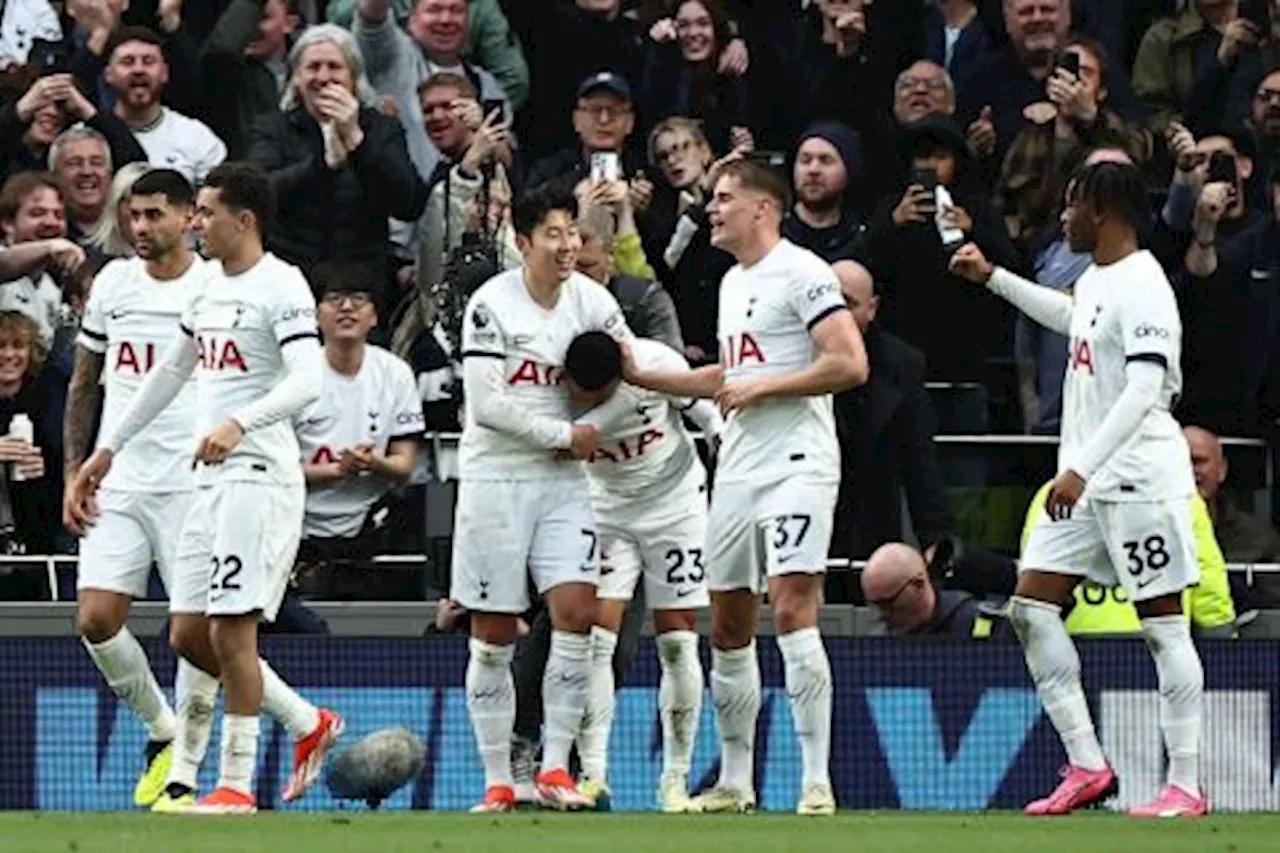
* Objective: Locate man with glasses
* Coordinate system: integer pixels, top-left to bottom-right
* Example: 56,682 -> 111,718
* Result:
295,261 -> 424,566
526,72 -> 651,220
861,542 -> 1011,639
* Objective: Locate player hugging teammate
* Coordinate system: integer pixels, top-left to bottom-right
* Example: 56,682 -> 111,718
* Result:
451,160 -> 868,815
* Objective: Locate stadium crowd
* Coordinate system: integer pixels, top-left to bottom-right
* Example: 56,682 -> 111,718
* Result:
0,0 -> 1279,628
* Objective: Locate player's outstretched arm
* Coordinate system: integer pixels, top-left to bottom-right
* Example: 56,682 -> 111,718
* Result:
949,242 -> 1073,335
625,357 -> 725,400
464,355 -> 577,450
98,331 -> 199,456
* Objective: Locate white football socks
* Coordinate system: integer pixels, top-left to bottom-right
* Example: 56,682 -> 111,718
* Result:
777,627 -> 832,788
711,641 -> 760,793
83,627 -> 176,743
466,638 -> 515,789
1008,596 -> 1108,771
656,630 -> 703,778
1141,615 -> 1204,796
259,659 -> 321,738
168,659 -> 218,791
577,626 -> 618,782
216,714 -> 260,795
541,630 -> 592,773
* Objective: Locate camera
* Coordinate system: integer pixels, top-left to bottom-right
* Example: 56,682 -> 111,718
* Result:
1207,151 -> 1237,186
1054,50 -> 1081,79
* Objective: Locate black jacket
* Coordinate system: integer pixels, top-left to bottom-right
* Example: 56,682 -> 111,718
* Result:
199,0 -> 288,160
782,211 -> 868,264
247,106 -> 428,280
831,327 -> 951,562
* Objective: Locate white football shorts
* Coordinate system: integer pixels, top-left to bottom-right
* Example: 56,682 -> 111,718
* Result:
596,467 -> 710,610
171,480 -> 305,620
1021,495 -> 1199,602
76,489 -> 194,606
450,476 -> 598,614
706,473 -> 838,594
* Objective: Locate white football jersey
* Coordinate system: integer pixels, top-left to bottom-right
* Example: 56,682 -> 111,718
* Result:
459,268 -> 631,481
296,346 -> 425,538
180,253 -> 318,486
716,239 -> 846,484
0,271 -> 61,345
79,256 -> 208,492
580,338 -> 706,515
1061,250 -> 1194,501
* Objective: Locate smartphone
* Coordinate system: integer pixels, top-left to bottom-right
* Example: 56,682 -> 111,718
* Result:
1055,50 -> 1081,79
909,167 -> 939,194
481,98 -> 505,122
590,151 -> 620,183
1208,151 -> 1237,185
31,39 -> 69,75
1240,0 -> 1270,33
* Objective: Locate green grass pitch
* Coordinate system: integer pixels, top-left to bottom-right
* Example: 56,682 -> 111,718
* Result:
3,812 -> 1279,853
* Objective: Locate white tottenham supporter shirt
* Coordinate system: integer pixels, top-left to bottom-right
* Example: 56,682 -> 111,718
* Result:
134,108 -> 228,185
78,256 -> 207,492
1061,250 -> 1194,501
459,269 -> 630,481
181,253 -> 318,486
296,346 -> 425,538
716,239 -> 847,484
581,338 -> 704,518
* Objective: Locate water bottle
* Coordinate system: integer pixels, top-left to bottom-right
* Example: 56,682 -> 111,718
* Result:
8,413 -> 34,482
934,185 -> 966,249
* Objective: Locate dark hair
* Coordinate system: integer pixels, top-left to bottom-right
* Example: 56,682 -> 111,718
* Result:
1067,161 -> 1149,231
106,26 -> 165,62
311,259 -> 382,299
417,70 -> 477,101
710,158 -> 789,211
130,168 -> 194,207
0,171 -> 64,222
202,162 -> 275,237
564,331 -> 622,391
513,183 -> 578,238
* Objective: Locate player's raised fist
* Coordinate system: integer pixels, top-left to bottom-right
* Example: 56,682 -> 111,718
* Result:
569,424 -> 600,460
64,449 -> 112,535
948,242 -> 993,284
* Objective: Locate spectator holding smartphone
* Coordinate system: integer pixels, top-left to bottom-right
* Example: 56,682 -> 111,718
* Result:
862,115 -> 1020,382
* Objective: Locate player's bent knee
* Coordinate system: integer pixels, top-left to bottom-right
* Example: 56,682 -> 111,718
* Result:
1135,593 -> 1184,619
653,608 -> 698,634
75,607 -> 125,645
1013,569 -> 1077,607
470,612 -> 521,646
770,580 -> 821,635
596,598 -> 628,634
207,613 -> 260,663
546,582 -> 597,633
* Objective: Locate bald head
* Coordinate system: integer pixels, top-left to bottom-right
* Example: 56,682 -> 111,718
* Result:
1184,425 -> 1227,501
862,543 -> 926,598
833,259 -> 877,332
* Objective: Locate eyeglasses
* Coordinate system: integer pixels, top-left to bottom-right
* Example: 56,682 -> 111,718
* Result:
896,75 -> 948,93
1256,87 -> 1280,103
576,104 -> 631,122
866,574 -> 924,609
321,291 -> 372,307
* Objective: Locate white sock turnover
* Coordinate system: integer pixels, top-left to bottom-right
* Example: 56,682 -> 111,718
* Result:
466,637 -> 516,789
711,641 -> 760,793
656,630 -> 703,778
1008,596 -> 1108,771
83,627 -> 176,743
168,658 -> 218,791
541,630 -> 592,774
577,626 -> 618,782
777,627 -> 832,788
1141,615 -> 1204,796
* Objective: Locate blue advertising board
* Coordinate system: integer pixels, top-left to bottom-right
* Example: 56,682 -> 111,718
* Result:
1,637 -> 1277,811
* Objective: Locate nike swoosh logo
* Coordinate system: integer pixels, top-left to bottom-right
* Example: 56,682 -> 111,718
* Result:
675,588 -> 696,597
599,566 -> 615,576
1136,575 -> 1158,589
777,553 -> 800,564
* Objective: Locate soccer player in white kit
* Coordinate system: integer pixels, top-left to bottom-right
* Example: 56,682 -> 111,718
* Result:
69,163 -> 342,814
63,169 -> 208,808
561,332 -> 723,812
296,262 -> 423,543
949,160 -> 1207,818
624,160 -> 868,815
452,184 -> 632,813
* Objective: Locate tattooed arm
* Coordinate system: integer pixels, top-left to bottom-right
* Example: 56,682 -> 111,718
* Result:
63,345 -> 106,481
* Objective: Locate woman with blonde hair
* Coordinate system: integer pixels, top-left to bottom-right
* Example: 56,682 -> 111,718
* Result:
84,162 -> 151,260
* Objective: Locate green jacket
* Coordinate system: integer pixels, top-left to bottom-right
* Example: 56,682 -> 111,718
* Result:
326,0 -> 529,109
